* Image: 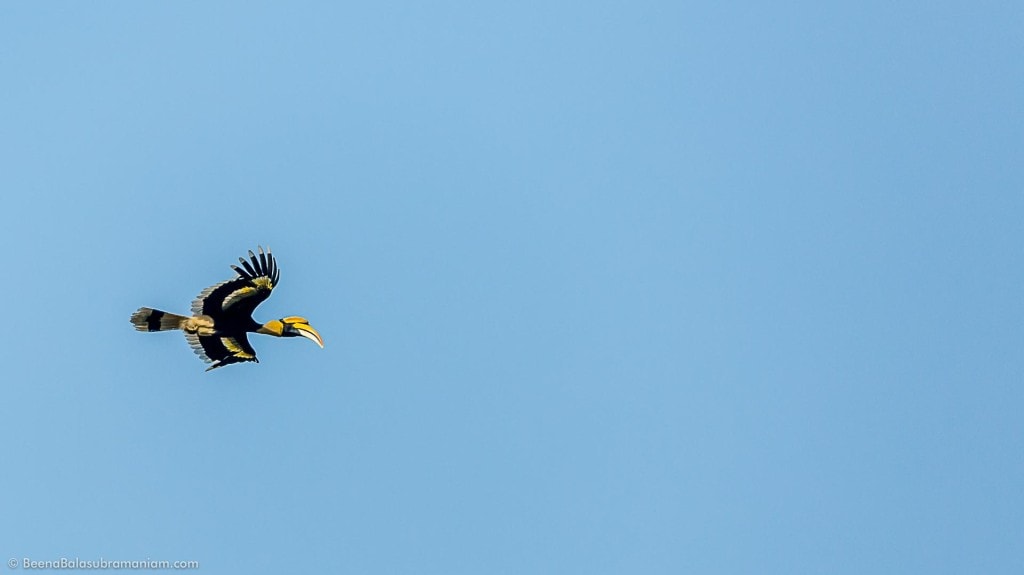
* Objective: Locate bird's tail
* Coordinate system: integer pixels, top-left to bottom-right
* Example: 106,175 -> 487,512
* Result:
130,307 -> 189,332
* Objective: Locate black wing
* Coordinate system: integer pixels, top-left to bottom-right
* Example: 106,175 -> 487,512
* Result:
191,246 -> 280,319
185,331 -> 260,371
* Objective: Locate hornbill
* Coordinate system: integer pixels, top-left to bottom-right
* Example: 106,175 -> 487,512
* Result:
130,246 -> 323,371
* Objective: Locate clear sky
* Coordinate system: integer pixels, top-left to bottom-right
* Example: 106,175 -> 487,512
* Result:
1,2 -> 1021,573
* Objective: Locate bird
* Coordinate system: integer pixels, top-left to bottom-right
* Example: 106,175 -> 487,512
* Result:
130,246 -> 323,371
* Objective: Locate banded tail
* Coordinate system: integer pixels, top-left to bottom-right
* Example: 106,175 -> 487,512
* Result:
130,307 -> 189,332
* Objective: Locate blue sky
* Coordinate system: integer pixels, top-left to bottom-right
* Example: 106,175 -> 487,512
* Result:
1,2 -> 1021,573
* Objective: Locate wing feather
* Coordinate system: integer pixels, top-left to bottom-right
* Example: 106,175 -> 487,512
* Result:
186,332 -> 259,371
239,256 -> 258,278
192,246 -> 280,318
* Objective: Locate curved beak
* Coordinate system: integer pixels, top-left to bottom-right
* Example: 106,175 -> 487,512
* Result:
292,323 -> 324,348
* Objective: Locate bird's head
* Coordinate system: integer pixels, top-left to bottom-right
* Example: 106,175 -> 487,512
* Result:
258,316 -> 324,348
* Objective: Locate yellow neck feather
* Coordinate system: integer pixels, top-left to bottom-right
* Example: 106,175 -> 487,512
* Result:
257,320 -> 285,337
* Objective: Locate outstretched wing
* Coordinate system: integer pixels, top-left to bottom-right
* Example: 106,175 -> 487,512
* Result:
185,332 -> 260,371
192,246 -> 280,319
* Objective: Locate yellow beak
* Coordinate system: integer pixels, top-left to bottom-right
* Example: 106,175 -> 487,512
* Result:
293,323 -> 324,348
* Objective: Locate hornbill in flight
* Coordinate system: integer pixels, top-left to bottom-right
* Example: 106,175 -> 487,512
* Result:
130,246 -> 323,371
